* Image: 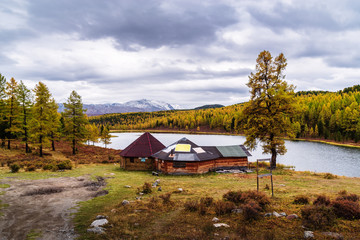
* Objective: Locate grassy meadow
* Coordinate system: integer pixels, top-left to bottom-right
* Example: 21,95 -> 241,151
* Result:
1,143 -> 360,239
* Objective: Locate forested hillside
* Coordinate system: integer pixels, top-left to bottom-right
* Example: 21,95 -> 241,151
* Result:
89,86 -> 360,143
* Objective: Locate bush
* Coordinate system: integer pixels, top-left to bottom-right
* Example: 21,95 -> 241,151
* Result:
332,200 -> 360,220
293,195 -> 310,205
200,197 -> 214,207
140,182 -> 152,194
198,201 -> 208,216
10,164 -> 20,173
223,190 -> 270,210
159,193 -> 172,205
43,163 -> 58,171
26,165 -> 36,172
242,200 -> 262,221
323,173 -> 337,179
214,200 -> 236,215
301,205 -> 336,229
57,160 -> 72,170
336,193 -> 360,202
184,199 -> 198,212
313,195 -> 331,206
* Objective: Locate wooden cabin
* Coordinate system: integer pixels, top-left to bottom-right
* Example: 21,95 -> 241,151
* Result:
120,132 -> 165,171
152,138 -> 251,174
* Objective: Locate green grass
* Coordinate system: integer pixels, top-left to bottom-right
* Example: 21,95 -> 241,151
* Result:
25,229 -> 42,240
1,164 -> 360,239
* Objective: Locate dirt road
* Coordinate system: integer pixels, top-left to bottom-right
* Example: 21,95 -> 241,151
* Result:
0,176 -> 106,240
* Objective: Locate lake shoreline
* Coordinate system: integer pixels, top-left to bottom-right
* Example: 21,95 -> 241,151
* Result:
111,129 -> 360,149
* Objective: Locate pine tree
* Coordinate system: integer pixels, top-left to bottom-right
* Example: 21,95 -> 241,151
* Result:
5,78 -> 22,149
63,90 -> 88,155
0,74 -> 7,146
101,125 -> 111,148
29,82 -> 56,157
48,99 -> 60,151
243,50 -> 296,169
16,81 -> 33,153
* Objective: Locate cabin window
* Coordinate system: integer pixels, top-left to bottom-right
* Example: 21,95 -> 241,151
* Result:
173,162 -> 186,168
141,158 -> 146,162
130,157 -> 134,163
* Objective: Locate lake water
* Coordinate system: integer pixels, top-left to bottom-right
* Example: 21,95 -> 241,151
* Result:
96,132 -> 360,177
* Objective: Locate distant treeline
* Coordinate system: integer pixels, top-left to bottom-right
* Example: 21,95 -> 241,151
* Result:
90,85 -> 360,143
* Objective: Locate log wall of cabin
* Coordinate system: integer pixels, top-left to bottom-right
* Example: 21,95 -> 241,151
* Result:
124,157 -> 156,171
158,157 -> 248,174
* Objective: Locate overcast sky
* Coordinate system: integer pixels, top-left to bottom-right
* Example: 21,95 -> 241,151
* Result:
1,0 -> 360,108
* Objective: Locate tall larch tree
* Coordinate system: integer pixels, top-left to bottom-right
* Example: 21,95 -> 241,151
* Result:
0,74 -> 7,146
63,90 -> 88,155
243,50 -> 296,169
16,81 -> 33,153
48,98 -> 60,151
5,78 -> 22,149
29,82 -> 56,157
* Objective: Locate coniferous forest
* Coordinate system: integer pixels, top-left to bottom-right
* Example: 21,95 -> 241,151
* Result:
90,85 -> 360,143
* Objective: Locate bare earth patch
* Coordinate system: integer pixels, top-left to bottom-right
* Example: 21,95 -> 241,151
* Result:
0,176 -> 106,240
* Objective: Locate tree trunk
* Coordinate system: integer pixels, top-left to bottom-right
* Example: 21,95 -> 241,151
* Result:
39,135 -> 43,157
7,139 -> 10,150
72,139 -> 76,155
270,148 -> 277,169
25,142 -> 29,153
52,140 -> 55,151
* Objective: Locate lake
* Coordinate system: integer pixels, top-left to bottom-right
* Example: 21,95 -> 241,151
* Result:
96,132 -> 360,177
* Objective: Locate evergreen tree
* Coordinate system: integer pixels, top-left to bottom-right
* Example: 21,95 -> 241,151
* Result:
5,78 -> 22,149
16,81 -> 33,153
63,90 -> 88,155
243,50 -> 296,169
101,124 -> 111,148
48,99 -> 60,151
0,74 -> 7,146
29,82 -> 56,157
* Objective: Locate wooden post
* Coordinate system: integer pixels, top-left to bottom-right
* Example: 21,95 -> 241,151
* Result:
256,158 -> 274,197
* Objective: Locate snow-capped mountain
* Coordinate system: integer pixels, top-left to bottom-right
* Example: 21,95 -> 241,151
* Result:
58,99 -> 181,116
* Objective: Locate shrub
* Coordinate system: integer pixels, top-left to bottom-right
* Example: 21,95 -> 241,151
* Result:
26,165 -> 36,172
293,195 -> 310,205
198,201 -> 208,216
147,197 -> 161,209
301,205 -> 336,229
10,164 -> 20,173
214,200 -> 236,215
336,193 -> 360,202
159,193 -> 172,205
242,200 -> 262,221
57,160 -> 72,170
200,197 -> 214,207
43,164 -> 58,171
323,173 -> 337,179
313,195 -> 331,206
184,199 -> 198,212
223,190 -> 270,210
140,182 -> 152,194
332,200 -> 360,220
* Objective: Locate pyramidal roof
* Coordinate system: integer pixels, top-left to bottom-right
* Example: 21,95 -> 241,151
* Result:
152,137 -> 220,161
120,132 -> 166,157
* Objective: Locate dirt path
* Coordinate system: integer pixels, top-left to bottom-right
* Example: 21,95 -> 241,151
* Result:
0,176 -> 106,240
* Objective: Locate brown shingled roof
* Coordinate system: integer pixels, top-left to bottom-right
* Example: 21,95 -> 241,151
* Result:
120,132 -> 165,157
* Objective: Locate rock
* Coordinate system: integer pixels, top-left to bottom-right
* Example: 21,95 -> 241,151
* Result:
110,209 -> 117,213
214,233 -> 219,236
76,177 -> 85,181
214,223 -> 230,228
279,212 -> 287,217
177,188 -> 183,192
87,226 -> 105,234
152,171 -> 159,176
124,185 -> 132,188
96,215 -> 107,220
286,214 -> 299,220
272,211 -> 281,217
91,219 -> 109,228
158,187 -> 162,191
279,184 -> 286,187
304,231 -> 314,239
139,192 -> 144,196
264,213 -> 272,217
109,173 -> 115,176
212,217 -> 219,222
122,200 -> 130,206
134,223 -> 140,226
231,208 -> 243,214
322,232 -> 344,240
135,196 -> 142,200
155,179 -> 160,184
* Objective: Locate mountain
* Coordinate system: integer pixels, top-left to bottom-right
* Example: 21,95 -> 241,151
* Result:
58,99 -> 181,116
194,104 -> 225,110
